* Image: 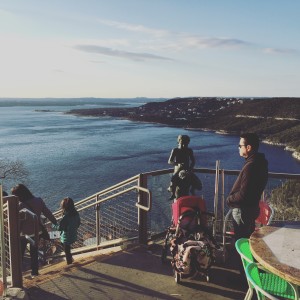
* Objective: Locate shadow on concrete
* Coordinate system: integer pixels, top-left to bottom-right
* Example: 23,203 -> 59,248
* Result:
25,243 -> 246,300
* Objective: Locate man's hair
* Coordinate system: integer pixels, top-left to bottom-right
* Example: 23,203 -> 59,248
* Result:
240,132 -> 260,151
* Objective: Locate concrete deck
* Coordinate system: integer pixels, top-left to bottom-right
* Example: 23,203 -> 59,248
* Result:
15,241 -> 248,300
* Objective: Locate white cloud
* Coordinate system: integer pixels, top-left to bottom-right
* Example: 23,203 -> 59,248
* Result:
147,35 -> 251,52
96,19 -> 169,38
73,45 -> 174,62
182,36 -> 250,49
95,18 -> 300,57
262,47 -> 299,55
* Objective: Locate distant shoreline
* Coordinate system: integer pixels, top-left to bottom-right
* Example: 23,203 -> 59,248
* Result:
185,127 -> 300,162
67,108 -> 300,163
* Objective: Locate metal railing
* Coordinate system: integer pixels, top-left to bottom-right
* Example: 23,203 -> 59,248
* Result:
44,174 -> 152,258
1,165 -> 299,291
43,166 -> 300,259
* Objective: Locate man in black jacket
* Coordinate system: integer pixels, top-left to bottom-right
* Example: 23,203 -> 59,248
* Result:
227,133 -> 268,241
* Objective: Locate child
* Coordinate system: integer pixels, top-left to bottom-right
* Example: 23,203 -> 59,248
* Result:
56,197 -> 80,265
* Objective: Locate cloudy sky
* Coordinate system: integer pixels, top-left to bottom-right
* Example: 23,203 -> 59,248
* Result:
0,0 -> 299,98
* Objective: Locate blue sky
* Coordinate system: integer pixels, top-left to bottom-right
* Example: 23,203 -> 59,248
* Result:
0,0 -> 299,98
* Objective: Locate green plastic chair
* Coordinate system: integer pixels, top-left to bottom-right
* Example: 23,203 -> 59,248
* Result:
235,238 -> 299,300
246,262 -> 298,300
235,238 -> 255,300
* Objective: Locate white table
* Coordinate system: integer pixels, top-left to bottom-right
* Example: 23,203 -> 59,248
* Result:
250,225 -> 300,286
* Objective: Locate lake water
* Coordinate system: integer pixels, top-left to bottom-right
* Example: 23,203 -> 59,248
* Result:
0,98 -> 299,210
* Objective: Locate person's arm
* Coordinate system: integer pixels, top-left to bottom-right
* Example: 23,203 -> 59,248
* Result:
226,173 -> 246,207
226,164 -> 254,206
168,149 -> 177,166
41,200 -> 58,225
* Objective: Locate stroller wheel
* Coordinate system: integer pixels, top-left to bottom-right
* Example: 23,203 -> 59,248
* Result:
175,271 -> 181,284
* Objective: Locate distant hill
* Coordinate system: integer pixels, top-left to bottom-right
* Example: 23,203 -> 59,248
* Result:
67,97 -> 300,160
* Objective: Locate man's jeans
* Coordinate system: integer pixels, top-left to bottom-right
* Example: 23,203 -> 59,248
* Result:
232,207 -> 259,241
20,236 -> 39,276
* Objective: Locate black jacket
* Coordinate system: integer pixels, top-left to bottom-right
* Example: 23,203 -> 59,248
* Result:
226,152 -> 268,209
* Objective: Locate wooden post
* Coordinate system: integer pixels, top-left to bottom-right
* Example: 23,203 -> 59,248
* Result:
138,173 -> 148,245
7,196 -> 23,288
0,185 -> 8,296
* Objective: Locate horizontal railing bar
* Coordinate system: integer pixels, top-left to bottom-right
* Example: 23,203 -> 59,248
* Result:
266,172 -> 300,179
78,174 -> 139,204
53,174 -> 140,217
141,167 -> 300,179
74,185 -> 151,213
142,168 -> 173,176
220,169 -> 300,179
51,236 -> 139,258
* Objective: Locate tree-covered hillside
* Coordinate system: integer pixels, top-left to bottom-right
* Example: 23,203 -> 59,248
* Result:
68,97 -> 300,157
270,180 -> 300,220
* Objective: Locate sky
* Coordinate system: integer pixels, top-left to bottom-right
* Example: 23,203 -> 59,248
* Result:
0,0 -> 300,98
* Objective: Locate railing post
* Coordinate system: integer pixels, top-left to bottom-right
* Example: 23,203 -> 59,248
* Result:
220,169 -> 225,233
95,196 -> 100,246
7,196 -> 23,288
213,160 -> 220,237
138,173 -> 148,245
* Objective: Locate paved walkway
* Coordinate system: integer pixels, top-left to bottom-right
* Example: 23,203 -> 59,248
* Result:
17,243 -> 246,300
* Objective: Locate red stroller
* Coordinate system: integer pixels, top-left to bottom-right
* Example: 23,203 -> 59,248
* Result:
161,196 -> 218,283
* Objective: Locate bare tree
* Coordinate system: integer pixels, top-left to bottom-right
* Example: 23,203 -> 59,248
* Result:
0,159 -> 29,191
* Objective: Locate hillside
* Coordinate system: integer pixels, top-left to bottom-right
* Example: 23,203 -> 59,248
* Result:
67,97 -> 300,160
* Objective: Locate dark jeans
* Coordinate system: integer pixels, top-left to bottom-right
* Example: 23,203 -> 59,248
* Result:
63,243 -> 73,264
232,207 -> 259,241
232,208 -> 253,241
20,236 -> 39,276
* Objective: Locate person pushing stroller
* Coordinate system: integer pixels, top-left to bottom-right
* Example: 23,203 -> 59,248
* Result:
168,135 -> 201,200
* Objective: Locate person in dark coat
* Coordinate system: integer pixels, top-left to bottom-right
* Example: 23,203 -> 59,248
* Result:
226,133 -> 268,241
11,184 -> 57,277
